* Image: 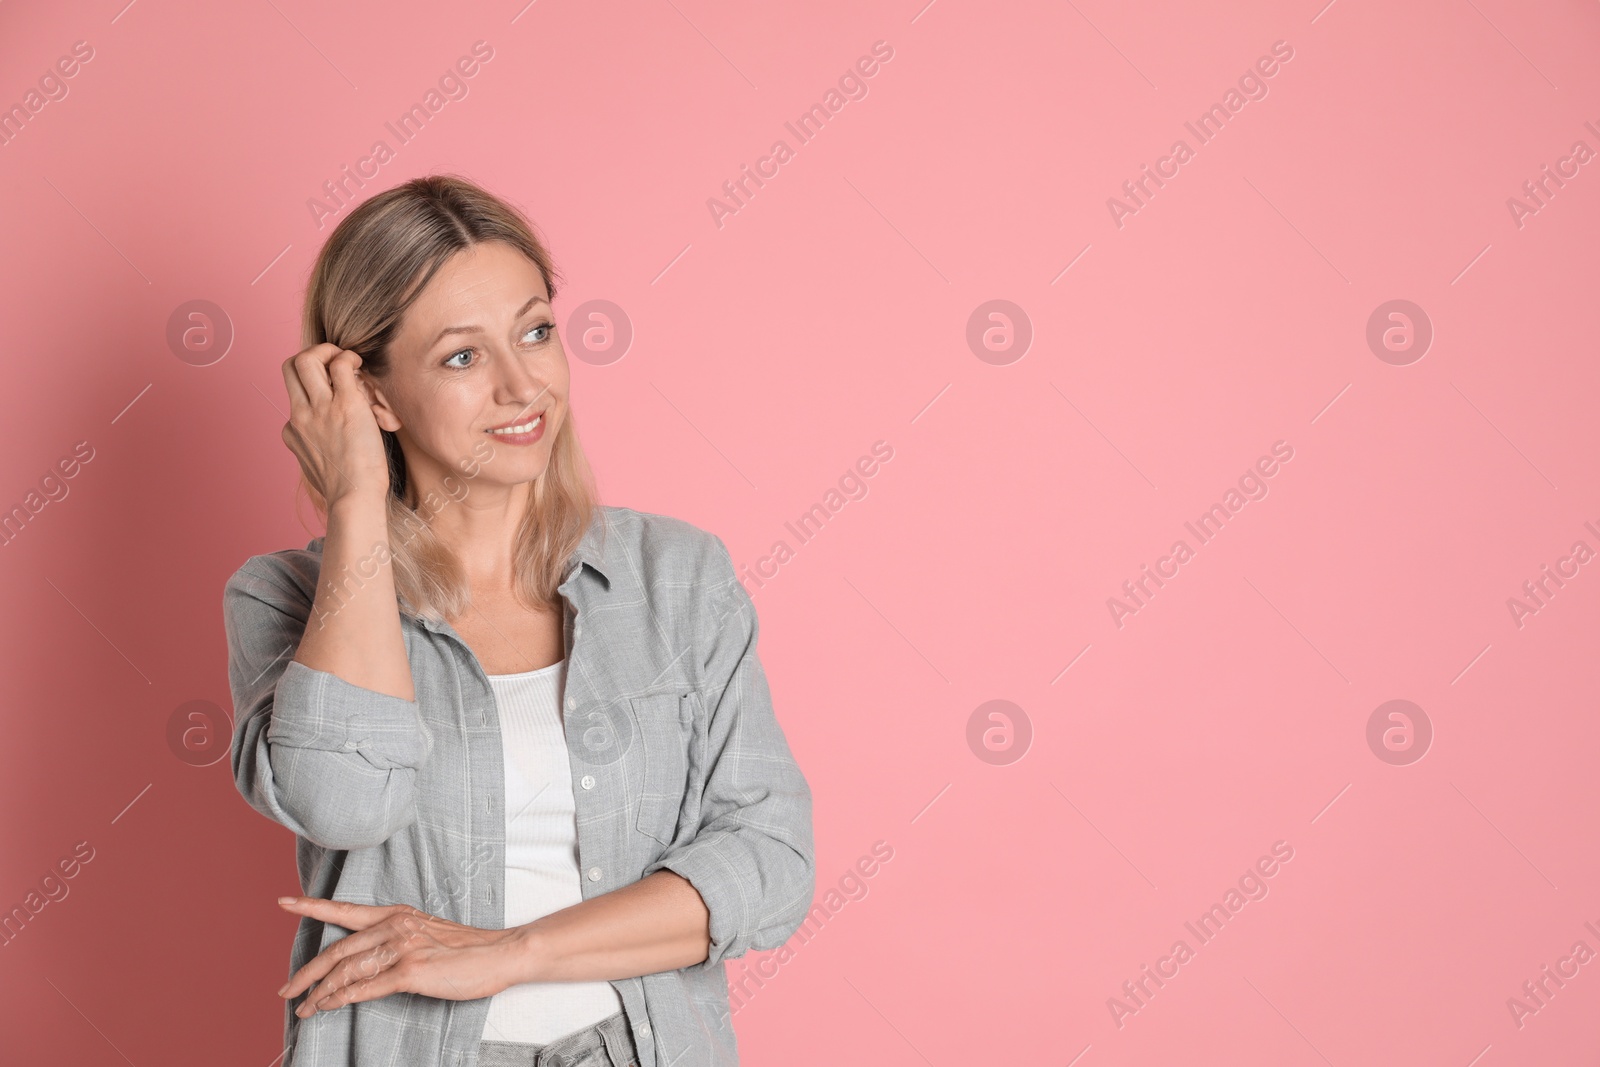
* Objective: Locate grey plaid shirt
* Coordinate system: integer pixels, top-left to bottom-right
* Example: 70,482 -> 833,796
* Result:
222,505 -> 815,1067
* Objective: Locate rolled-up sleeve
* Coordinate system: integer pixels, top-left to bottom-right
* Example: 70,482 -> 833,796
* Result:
222,559 -> 433,850
642,536 -> 816,971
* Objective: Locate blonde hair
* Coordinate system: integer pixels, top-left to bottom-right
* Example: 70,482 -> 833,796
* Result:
297,173 -> 601,623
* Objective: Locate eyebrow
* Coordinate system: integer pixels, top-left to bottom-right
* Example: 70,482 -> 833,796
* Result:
427,295 -> 549,349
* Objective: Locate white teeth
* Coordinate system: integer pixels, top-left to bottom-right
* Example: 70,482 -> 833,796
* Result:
488,415 -> 542,435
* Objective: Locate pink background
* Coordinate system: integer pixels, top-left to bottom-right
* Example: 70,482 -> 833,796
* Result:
2,0 -> 1598,1063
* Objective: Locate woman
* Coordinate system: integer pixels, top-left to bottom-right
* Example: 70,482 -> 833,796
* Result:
222,174 -> 815,1067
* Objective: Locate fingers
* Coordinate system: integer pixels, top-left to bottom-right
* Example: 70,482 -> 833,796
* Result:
279,346 -> 369,489
275,900 -> 392,995
281,925 -> 391,1001
299,963 -> 409,1017
276,900 -> 426,1000
283,343 -> 359,413
327,349 -> 365,406
283,344 -> 336,410
288,913 -> 432,1016
295,939 -> 406,1015
278,896 -> 405,931
281,352 -> 311,415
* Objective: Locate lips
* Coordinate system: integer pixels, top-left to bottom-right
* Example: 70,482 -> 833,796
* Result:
486,409 -> 548,433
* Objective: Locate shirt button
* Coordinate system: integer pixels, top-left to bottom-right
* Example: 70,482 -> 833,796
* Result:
580,775 -> 595,789
343,740 -> 358,750
587,866 -> 602,881
639,1021 -> 652,1037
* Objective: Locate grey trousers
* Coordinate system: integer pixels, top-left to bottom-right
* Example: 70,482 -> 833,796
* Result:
477,1010 -> 639,1067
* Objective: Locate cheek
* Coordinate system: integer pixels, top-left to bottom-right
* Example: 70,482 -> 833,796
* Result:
409,390 -> 482,442
548,344 -> 572,384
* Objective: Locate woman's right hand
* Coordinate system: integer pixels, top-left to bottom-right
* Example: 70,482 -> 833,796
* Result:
281,343 -> 392,507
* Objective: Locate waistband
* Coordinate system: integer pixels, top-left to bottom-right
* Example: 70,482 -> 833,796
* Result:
477,1009 -> 637,1067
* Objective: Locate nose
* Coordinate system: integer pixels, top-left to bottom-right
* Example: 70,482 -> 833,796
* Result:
494,346 -> 552,413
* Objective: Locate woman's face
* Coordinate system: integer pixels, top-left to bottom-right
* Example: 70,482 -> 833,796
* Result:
367,240 -> 569,504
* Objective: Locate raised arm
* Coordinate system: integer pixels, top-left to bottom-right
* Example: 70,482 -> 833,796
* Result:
222,345 -> 431,850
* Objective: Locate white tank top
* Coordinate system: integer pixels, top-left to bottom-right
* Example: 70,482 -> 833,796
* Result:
481,658 -> 625,1043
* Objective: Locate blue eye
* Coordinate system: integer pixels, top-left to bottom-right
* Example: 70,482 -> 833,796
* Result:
443,322 -> 554,368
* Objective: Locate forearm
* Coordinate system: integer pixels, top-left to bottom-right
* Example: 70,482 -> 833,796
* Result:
506,870 -> 711,983
293,493 -> 415,700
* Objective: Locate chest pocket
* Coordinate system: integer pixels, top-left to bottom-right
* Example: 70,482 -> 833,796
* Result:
630,691 -> 698,844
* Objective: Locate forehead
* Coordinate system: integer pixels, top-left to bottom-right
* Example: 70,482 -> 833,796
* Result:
403,241 -> 548,328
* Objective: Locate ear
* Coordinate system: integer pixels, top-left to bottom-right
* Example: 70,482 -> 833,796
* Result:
360,374 -> 403,433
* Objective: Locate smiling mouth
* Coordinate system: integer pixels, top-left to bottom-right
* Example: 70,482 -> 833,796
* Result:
486,412 -> 545,435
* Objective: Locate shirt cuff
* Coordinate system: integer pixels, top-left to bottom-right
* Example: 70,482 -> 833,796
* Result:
643,832 -> 750,970
266,659 -> 433,770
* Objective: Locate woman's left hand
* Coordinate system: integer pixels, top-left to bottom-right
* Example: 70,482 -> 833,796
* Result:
276,897 -> 529,1017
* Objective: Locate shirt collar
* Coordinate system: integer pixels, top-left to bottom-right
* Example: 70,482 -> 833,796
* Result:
310,505 -> 612,636
566,504 -> 613,586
